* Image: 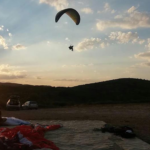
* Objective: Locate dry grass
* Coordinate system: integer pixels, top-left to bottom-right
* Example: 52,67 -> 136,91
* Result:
1,103 -> 150,144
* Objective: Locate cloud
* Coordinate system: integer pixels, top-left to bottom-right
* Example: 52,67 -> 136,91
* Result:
65,37 -> 70,41
0,36 -> 8,49
97,3 -> 115,14
100,42 -> 109,48
134,51 -> 150,60
12,44 -> 26,50
142,62 -> 150,67
53,78 -> 90,82
0,64 -> 27,79
76,38 -> 110,51
139,40 -> 145,45
109,31 -> 139,44
0,27 -> 3,31
8,33 -> 12,37
39,0 -> 68,11
134,39 -> 150,61
104,3 -> 110,12
114,15 -> 123,19
76,38 -> 102,51
145,38 -> 150,50
127,6 -> 137,13
76,32 -> 145,52
111,10 -> 115,14
81,8 -> 93,14
96,6 -> 150,31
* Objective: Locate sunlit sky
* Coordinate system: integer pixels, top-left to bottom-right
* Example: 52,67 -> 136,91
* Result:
0,0 -> 150,87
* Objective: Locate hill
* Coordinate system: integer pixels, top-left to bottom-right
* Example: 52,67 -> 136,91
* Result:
0,78 -> 150,108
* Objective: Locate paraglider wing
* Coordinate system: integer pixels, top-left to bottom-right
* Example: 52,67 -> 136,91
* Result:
55,8 -> 80,25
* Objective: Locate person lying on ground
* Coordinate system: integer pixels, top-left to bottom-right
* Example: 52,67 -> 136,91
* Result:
0,110 -> 31,126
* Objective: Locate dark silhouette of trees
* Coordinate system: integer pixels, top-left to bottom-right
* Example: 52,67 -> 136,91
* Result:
0,78 -> 150,109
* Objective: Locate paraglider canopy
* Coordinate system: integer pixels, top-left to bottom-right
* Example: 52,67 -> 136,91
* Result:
55,8 -> 80,25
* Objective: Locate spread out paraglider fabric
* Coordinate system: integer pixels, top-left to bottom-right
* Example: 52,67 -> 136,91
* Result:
55,8 -> 80,25
0,124 -> 61,150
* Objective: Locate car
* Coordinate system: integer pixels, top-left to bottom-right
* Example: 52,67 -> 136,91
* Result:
22,101 -> 38,110
6,95 -> 21,110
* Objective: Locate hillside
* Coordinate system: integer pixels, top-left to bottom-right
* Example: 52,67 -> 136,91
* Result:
0,78 -> 150,108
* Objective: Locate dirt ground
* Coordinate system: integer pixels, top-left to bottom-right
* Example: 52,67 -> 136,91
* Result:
1,103 -> 150,144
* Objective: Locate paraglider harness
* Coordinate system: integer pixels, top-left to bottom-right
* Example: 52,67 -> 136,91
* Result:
93,124 -> 136,138
69,45 -> 73,51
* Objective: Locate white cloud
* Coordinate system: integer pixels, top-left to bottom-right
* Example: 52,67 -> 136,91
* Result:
100,42 -> 106,48
75,38 -> 109,51
98,3 -> 115,14
104,3 -> 110,12
127,6 -> 137,13
0,64 -> 27,79
65,37 -> 70,41
139,40 -> 145,45
0,36 -> 8,49
96,7 -> 150,31
114,15 -> 123,19
111,10 -> 115,14
81,8 -> 93,14
8,33 -> 12,37
39,0 -> 68,11
7,29 -> 9,32
12,44 -> 26,50
0,27 -> 3,31
76,38 -> 101,51
109,32 -> 139,44
145,38 -> 150,50
142,62 -> 150,67
134,51 -> 150,60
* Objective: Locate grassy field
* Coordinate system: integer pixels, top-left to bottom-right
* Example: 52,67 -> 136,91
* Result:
1,103 -> 150,144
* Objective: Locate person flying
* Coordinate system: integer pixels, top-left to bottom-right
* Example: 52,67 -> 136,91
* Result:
69,45 -> 74,51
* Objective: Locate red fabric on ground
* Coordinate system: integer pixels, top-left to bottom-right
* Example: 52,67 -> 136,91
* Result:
0,124 -> 61,150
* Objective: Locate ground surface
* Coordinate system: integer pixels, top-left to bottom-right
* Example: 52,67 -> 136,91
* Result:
32,120 -> 150,150
1,103 -> 150,144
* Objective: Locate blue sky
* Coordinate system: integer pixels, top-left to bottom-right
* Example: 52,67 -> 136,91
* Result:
0,0 -> 150,86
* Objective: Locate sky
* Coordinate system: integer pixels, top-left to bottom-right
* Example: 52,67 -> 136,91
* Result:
0,0 -> 150,87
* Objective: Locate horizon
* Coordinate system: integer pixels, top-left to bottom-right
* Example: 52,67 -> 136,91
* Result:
0,77 -> 150,87
0,0 -> 150,86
